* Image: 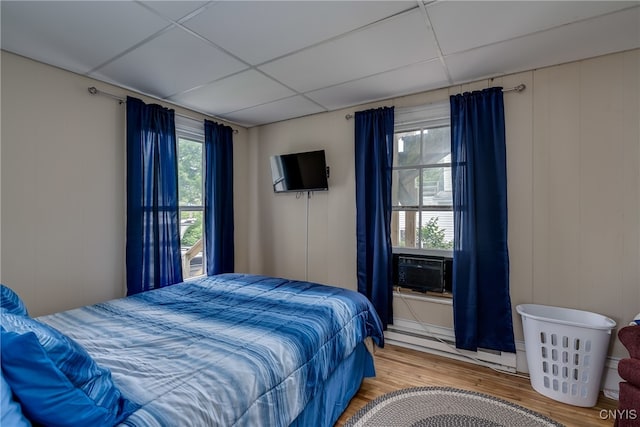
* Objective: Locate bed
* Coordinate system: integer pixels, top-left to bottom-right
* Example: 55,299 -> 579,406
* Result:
0,274 -> 384,427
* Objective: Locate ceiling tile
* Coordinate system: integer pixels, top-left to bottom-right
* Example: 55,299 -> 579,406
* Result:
0,1 -> 169,74
259,9 -> 438,93
182,1 -> 416,65
170,69 -> 296,114
306,60 -> 450,111
141,1 -> 210,22
92,27 -> 248,99
428,1 -> 637,55
445,7 -> 640,83
221,96 -> 326,127
2,1 -> 638,127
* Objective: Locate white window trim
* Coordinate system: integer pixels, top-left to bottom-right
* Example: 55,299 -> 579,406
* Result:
393,100 -> 453,255
176,117 -> 206,278
394,100 -> 449,132
175,115 -> 205,143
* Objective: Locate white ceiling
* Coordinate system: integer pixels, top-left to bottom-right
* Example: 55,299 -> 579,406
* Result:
2,1 -> 639,127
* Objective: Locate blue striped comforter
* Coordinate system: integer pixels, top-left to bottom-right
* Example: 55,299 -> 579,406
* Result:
38,274 -> 384,426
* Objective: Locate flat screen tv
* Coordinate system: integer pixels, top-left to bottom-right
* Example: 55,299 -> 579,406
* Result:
270,149 -> 328,193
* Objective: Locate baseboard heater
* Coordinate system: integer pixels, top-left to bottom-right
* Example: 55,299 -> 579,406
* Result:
385,319 -> 517,373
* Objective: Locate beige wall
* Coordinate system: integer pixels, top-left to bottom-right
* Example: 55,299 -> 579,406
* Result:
2,49 -> 638,360
0,51 -> 249,316
250,49 -> 640,358
247,109 -> 361,287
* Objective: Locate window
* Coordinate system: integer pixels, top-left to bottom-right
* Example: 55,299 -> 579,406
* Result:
176,117 -> 205,278
392,102 -> 453,251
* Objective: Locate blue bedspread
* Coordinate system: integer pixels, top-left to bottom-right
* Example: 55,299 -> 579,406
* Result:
38,274 -> 384,426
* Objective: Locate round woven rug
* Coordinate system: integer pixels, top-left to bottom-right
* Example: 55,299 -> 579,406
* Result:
344,387 -> 564,427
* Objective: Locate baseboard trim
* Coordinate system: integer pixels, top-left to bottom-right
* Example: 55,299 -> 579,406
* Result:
386,319 -> 516,372
387,318 -> 621,400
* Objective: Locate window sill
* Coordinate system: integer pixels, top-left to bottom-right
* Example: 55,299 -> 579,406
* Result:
393,287 -> 453,305
392,247 -> 453,258
183,274 -> 206,282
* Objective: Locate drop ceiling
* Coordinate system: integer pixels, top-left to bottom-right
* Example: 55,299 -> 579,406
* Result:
2,1 -> 639,127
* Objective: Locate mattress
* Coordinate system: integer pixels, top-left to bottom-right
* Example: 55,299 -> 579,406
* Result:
38,273 -> 384,426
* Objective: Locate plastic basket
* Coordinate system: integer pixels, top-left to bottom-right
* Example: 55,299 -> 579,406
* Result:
516,304 -> 616,407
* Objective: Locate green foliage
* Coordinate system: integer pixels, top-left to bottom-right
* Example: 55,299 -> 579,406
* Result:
182,215 -> 202,247
178,139 -> 204,249
178,139 -> 203,206
419,217 -> 453,249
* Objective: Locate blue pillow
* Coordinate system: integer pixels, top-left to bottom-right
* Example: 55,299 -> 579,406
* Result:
0,313 -> 138,422
0,285 -> 29,316
2,331 -> 137,426
0,371 -> 31,427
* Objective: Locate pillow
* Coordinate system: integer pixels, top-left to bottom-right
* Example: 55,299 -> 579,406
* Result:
0,285 -> 29,316
0,371 -> 31,427
0,313 -> 138,421
1,331 -> 138,427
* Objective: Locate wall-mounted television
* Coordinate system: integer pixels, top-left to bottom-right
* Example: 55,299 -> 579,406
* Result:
270,149 -> 329,193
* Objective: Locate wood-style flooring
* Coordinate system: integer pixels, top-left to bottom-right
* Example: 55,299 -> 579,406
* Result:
335,344 -> 619,427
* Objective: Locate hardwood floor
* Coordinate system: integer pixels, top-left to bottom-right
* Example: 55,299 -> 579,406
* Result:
335,344 -> 619,427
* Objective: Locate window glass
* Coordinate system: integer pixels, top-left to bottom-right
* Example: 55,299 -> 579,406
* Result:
394,131 -> 421,167
180,210 -> 204,277
178,138 -> 203,207
392,120 -> 453,251
421,166 -> 452,206
177,135 -> 204,278
392,168 -> 419,207
421,127 -> 450,164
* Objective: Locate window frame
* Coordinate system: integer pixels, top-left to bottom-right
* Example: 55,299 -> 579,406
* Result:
176,116 -> 206,279
392,101 -> 453,256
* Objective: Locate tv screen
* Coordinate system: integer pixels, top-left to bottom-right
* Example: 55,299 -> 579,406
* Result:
270,150 -> 328,193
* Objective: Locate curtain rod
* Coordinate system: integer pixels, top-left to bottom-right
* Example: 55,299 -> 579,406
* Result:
344,83 -> 526,120
87,86 -> 239,134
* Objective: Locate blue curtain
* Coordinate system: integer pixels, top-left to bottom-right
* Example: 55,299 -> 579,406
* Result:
450,87 -> 515,353
126,97 -> 183,295
204,120 -> 234,275
354,107 -> 394,329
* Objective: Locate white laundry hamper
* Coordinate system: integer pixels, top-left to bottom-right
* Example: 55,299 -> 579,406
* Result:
516,304 -> 616,407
